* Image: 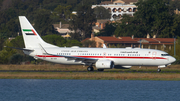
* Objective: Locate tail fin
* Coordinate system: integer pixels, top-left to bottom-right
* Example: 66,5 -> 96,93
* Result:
19,16 -> 57,49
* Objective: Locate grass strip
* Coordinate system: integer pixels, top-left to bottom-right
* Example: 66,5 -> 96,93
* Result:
0,72 -> 180,81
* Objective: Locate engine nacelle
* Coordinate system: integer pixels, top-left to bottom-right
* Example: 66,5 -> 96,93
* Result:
95,60 -> 114,69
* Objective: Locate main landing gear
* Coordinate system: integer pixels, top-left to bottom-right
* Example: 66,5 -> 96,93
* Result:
87,66 -> 104,71
97,69 -> 104,71
157,68 -> 161,72
87,66 -> 94,71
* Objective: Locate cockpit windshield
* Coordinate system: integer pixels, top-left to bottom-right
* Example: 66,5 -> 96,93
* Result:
161,54 -> 170,56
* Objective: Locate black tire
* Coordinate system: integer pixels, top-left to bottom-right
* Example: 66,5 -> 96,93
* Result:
157,68 -> 161,72
87,66 -> 94,71
97,69 -> 104,71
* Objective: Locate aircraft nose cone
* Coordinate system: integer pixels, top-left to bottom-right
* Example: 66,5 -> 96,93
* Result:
170,57 -> 176,63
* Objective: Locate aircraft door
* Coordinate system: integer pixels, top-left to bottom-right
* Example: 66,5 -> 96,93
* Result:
152,51 -> 157,60
103,52 -> 106,58
42,53 -> 46,59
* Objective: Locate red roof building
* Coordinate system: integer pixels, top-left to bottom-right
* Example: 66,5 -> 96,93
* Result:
82,34 -> 175,51
82,34 -> 138,48
134,38 -> 175,51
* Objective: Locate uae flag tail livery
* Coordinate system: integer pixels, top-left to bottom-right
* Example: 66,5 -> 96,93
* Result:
23,29 -> 37,35
19,16 -> 57,49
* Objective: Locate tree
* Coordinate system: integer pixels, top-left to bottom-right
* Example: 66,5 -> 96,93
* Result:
113,0 -> 177,38
65,40 -> 82,47
0,37 -> 4,51
42,34 -> 67,47
43,0 -> 67,10
173,15 -> 180,37
34,9 -> 58,36
53,5 -> 72,22
69,32 -> 81,41
73,0 -> 100,10
114,14 -> 146,37
169,0 -> 180,10
9,53 -> 23,64
42,34 -> 82,47
69,5 -> 96,40
96,22 -> 116,36
10,36 -> 25,54
134,0 -> 175,38
67,0 -> 79,9
0,40 -> 16,64
93,6 -> 111,19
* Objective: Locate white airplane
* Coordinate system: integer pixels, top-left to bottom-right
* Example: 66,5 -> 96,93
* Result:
18,16 -> 176,72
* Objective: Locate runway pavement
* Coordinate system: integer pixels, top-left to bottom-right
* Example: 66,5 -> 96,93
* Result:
0,70 -> 179,73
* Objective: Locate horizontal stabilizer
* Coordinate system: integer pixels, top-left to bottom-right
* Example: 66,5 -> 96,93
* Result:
4,46 -> 34,51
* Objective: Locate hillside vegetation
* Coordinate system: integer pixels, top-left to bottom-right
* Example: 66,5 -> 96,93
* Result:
1,0 -> 180,64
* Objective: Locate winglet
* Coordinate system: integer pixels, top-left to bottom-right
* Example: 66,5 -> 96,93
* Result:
103,44 -> 107,48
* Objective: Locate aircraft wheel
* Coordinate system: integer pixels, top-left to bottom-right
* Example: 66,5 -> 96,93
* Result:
97,69 -> 104,71
157,68 -> 161,72
87,66 -> 94,71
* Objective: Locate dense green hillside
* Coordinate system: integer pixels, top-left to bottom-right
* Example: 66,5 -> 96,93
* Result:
0,0 -> 180,64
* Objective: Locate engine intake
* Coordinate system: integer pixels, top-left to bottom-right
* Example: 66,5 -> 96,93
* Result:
95,60 -> 114,69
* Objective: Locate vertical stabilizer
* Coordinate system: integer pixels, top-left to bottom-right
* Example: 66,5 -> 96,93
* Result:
19,16 -> 57,49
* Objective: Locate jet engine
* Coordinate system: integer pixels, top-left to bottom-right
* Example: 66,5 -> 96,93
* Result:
95,60 -> 114,69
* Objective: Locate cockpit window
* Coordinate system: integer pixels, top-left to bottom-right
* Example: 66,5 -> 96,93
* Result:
161,54 -> 170,56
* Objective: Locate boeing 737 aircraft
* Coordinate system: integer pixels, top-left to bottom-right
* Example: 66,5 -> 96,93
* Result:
17,16 -> 176,72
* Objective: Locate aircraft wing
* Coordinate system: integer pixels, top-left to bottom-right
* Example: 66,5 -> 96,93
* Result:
47,53 -> 98,63
38,44 -> 97,63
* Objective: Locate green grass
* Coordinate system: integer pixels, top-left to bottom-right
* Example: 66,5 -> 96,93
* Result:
0,64 -> 180,80
0,71 -> 180,80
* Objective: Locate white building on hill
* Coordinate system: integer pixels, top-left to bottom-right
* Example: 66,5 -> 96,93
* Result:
92,0 -> 138,21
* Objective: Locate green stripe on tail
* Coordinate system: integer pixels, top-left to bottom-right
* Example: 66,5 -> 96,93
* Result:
23,29 -> 32,31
